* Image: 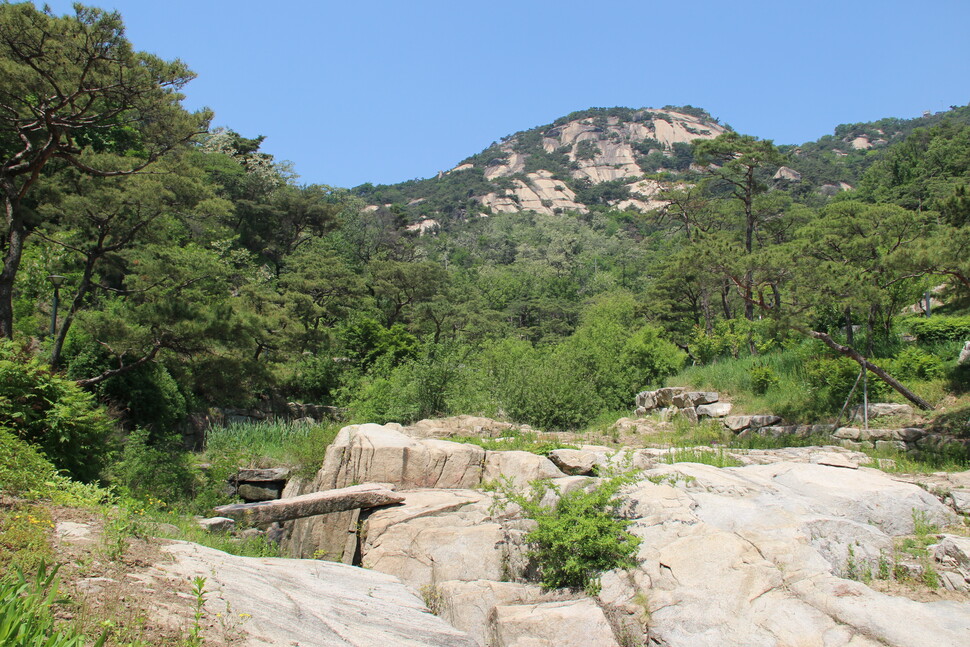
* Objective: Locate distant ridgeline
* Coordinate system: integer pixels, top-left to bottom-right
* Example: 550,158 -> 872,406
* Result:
351,104 -> 970,228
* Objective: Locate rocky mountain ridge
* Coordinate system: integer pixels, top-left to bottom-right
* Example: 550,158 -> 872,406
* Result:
354,104 -> 970,228
356,106 -> 729,223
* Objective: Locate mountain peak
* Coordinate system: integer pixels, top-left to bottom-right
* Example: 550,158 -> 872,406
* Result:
356,106 -> 728,222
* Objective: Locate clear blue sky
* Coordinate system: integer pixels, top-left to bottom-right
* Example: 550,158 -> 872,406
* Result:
43,0 -> 970,189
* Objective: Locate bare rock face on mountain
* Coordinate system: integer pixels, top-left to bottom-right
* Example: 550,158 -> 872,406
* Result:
478,170 -> 587,215
395,108 -> 729,218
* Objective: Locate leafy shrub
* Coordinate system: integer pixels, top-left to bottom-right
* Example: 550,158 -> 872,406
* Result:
0,428 -> 109,512
493,472 -> 641,592
338,316 -> 418,369
750,365 -> 779,395
805,356 -> 890,413
890,347 -> 946,381
574,139 -> 601,161
348,339 -> 469,424
0,426 -> 60,497
498,344 -> 602,431
0,340 -> 116,482
908,316 -> 970,344
110,428 -> 196,504
690,319 -> 775,364
287,352 -> 346,404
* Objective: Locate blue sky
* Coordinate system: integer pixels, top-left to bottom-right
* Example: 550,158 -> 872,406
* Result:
43,0 -> 970,189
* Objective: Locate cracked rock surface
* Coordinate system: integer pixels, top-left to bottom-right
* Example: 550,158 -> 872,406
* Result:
279,421 -> 970,647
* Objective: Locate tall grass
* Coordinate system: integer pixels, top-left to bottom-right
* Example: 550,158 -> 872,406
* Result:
670,344 -> 819,421
662,447 -> 743,467
204,420 -> 340,470
449,430 -> 578,455
0,563 -> 106,647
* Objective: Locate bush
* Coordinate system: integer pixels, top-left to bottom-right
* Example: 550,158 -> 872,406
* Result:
890,347 -> 946,381
110,428 -> 197,504
64,333 -> 187,437
287,352 -> 345,404
493,472 -> 641,592
349,339 -> 469,424
805,356 -> 890,414
0,426 -> 60,497
750,365 -> 779,395
0,340 -> 116,482
908,316 -> 970,344
690,319 -> 776,364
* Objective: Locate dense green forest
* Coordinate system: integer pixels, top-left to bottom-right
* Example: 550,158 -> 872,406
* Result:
2,2 -> 969,488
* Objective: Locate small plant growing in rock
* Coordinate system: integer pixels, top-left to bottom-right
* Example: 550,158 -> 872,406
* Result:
420,584 -> 443,615
186,576 -> 208,647
490,471 -> 641,593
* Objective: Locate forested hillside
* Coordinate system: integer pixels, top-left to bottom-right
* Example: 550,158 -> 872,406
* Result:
2,2 -> 969,488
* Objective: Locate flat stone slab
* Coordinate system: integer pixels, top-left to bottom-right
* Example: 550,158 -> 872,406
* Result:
157,541 -> 476,647
237,482 -> 284,502
197,516 -> 235,532
214,483 -> 403,524
235,467 -> 291,482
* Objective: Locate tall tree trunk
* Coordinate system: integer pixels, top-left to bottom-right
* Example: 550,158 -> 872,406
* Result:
0,195 -> 25,339
743,168 -> 756,322
845,307 -> 854,347
51,256 -> 98,366
804,329 -> 933,410
701,289 -> 713,334
721,281 -> 733,320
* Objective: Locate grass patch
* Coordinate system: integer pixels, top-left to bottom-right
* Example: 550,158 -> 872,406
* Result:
859,445 -> 970,474
0,504 -> 54,575
203,420 -> 340,481
132,503 -> 280,558
662,447 -> 743,467
670,337 -> 965,425
632,417 -> 732,448
450,430 -> 578,456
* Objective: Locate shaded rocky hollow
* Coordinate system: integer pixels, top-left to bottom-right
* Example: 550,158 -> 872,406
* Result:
278,421 -> 970,647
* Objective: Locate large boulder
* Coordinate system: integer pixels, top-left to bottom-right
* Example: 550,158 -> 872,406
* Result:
618,461 -> 968,646
487,599 -> 619,647
319,424 -> 486,490
671,391 -> 719,408
405,416 -> 517,439
548,448 -> 604,476
653,386 -> 686,407
696,402 -> 732,418
360,489 -> 528,590
155,541 -> 477,647
850,403 -> 914,421
283,424 -> 486,559
436,580 -> 546,647
724,414 -> 782,432
483,450 -> 566,488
